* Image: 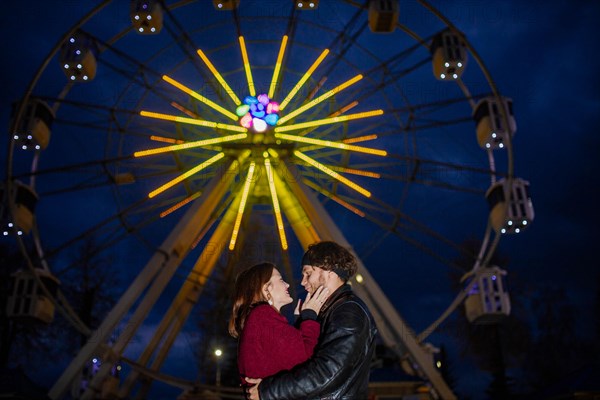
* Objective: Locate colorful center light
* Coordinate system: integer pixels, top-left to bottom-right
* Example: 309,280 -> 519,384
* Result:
236,94 -> 280,133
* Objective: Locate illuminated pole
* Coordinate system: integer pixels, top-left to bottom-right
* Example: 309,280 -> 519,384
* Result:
214,348 -> 223,387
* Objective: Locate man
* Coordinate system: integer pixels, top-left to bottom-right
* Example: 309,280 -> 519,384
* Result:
246,241 -> 377,400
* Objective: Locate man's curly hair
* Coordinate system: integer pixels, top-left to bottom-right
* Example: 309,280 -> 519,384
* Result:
301,241 -> 357,282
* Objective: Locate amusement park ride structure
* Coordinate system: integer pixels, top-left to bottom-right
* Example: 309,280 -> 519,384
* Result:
2,1 -> 534,399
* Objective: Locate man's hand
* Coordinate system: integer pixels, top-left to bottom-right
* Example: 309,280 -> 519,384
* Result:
245,377 -> 262,400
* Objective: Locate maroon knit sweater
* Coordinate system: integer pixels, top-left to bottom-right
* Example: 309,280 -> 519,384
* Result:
237,303 -> 320,382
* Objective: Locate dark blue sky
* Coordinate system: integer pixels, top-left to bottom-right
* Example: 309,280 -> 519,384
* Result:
2,1 -> 599,398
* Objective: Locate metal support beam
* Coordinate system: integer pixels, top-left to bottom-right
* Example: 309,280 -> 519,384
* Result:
49,159 -> 240,400
129,177 -> 254,399
280,162 -> 457,400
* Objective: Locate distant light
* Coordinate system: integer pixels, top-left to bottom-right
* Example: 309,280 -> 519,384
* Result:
218,3 -> 223,8
515,228 -> 521,233
501,228 -> 506,234
64,64 -> 69,69
116,365 -> 122,371
8,223 -> 13,228
355,274 -> 364,284
151,27 -> 156,32
522,220 -> 528,225
27,135 -> 33,139
13,135 -> 19,140
440,73 -> 445,79
92,358 -> 98,363
452,73 -> 458,79
35,145 -> 41,149
147,15 -> 152,20
17,231 -> 23,236
498,143 -> 504,148
491,132 -> 497,138
310,2 -> 315,7
444,62 -> 450,68
69,37 -> 75,43
458,62 -> 463,67
215,349 -> 223,357
77,64 -> 82,69
263,151 -> 269,158
83,75 -> 88,81
436,361 -> 442,368
75,50 -> 81,55
134,15 -> 140,20
3,232 -> 7,236
491,275 -> 497,281
139,27 -> 144,32
485,143 -> 491,149
22,145 -> 27,150
507,220 -> 513,226
298,3 -> 303,7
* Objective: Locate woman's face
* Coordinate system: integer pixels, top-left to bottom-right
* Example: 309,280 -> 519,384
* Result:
264,268 -> 292,311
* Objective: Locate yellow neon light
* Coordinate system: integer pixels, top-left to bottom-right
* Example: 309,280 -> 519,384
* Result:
229,161 -> 256,250
269,35 -> 288,99
275,109 -> 384,133
343,134 -> 378,144
196,49 -> 241,105
280,49 -> 329,110
294,151 -> 371,198
274,133 -> 387,156
328,165 -> 381,178
302,178 -> 366,217
277,74 -> 363,125
265,159 -> 288,250
267,148 -> 280,159
239,36 -> 256,96
162,75 -> 238,121
139,110 -> 247,133
160,191 -> 202,218
135,133 -> 247,157
150,135 -> 184,145
296,101 -> 358,137
149,153 -> 225,198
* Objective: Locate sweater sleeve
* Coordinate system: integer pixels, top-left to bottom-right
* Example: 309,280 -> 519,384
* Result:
238,305 -> 320,379
265,306 -> 320,361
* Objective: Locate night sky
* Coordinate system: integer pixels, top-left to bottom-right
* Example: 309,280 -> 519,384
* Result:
1,1 -> 599,399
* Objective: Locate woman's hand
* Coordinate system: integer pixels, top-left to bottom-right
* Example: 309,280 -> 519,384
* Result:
245,377 -> 262,400
301,285 -> 329,315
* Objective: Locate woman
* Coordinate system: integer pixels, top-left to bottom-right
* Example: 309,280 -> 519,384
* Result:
229,262 -> 328,382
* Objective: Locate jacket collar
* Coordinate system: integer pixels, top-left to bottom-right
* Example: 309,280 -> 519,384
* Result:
320,283 -> 352,314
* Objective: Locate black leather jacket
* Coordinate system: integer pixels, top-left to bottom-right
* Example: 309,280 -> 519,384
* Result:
259,284 -> 377,400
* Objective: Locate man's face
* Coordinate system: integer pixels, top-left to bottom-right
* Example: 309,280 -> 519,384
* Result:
301,265 -> 328,294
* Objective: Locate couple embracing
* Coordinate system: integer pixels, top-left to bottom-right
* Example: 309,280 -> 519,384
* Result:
229,241 -> 377,400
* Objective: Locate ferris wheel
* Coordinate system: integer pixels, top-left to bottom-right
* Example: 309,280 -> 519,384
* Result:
2,1 -> 535,399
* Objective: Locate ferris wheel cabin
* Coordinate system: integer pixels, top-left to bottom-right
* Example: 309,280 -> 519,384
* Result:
11,98 -> 54,151
473,96 -> 516,150
486,178 -> 534,234
431,29 -> 467,81
213,0 -> 240,10
59,31 -> 97,82
296,1 -> 319,9
5,269 -> 60,324
130,0 -> 163,34
0,181 -> 38,237
463,266 -> 511,324
368,0 -> 399,33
